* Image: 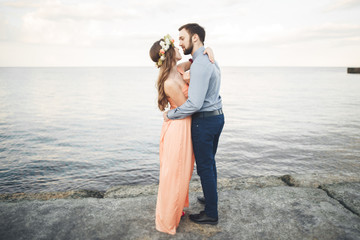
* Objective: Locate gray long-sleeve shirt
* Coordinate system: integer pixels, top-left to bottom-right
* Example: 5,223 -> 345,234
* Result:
167,46 -> 223,120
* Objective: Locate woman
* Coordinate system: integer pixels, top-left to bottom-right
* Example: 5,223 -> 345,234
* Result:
149,34 -> 214,235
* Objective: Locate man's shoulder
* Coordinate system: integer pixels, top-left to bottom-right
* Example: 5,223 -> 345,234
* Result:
197,52 -> 212,63
193,55 -> 213,70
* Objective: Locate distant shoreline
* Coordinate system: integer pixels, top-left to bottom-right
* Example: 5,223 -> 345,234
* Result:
347,67 -> 360,73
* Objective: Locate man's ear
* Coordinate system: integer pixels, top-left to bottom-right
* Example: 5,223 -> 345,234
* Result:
192,34 -> 199,43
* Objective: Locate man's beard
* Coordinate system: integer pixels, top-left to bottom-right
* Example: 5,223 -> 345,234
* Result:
183,39 -> 193,55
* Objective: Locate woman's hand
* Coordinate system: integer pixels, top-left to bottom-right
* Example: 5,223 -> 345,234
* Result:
163,111 -> 169,122
204,47 -> 215,63
183,71 -> 190,84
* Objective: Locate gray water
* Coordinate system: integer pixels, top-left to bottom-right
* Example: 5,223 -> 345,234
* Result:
0,67 -> 359,193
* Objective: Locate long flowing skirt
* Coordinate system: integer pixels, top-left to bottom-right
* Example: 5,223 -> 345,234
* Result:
155,116 -> 195,235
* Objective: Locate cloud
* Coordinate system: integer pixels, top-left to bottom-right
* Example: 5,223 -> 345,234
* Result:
1,0 -> 359,66
1,0 -> 41,8
277,23 -> 360,46
300,23 -> 360,40
325,0 -> 360,11
5,0 -> 249,47
2,1 -> 140,46
0,17 -> 9,40
211,23 -> 360,48
210,23 -> 285,46
16,1 -> 138,21
0,15 -> 22,41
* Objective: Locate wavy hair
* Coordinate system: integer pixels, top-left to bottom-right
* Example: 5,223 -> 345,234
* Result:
149,39 -> 176,111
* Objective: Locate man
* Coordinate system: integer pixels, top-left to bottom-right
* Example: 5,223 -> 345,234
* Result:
164,23 -> 224,225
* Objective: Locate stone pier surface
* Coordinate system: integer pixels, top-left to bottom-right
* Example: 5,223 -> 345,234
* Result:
1,174 -> 360,240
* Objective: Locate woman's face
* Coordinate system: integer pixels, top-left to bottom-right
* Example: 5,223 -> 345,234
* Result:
174,47 -> 182,62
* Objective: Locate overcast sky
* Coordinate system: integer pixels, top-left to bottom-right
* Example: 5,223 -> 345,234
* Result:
0,0 -> 359,67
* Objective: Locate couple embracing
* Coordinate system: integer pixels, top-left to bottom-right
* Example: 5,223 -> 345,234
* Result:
149,23 -> 224,235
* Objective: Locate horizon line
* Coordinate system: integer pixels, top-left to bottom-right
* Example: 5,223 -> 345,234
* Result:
0,65 -> 355,68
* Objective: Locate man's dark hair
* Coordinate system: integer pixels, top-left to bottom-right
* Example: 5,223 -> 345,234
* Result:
179,23 -> 205,44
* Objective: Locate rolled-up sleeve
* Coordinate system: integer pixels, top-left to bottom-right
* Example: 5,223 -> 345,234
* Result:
167,62 -> 213,120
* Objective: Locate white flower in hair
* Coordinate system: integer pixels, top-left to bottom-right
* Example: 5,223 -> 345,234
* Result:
156,34 -> 175,67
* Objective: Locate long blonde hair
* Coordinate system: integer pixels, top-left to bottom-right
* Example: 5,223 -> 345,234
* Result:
149,39 -> 176,111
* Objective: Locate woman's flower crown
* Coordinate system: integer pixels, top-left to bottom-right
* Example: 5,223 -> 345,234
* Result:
157,34 -> 175,67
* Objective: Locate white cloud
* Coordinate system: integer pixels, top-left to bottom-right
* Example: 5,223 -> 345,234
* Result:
22,13 -> 90,45
9,0 -> 247,47
325,0 -> 360,11
26,2 -> 138,21
1,0 -> 42,8
0,16 -> 9,40
211,24 -> 286,46
0,0 -> 359,66
10,1 -> 140,46
212,23 -> 360,48
1,0 -> 250,46
274,23 -> 360,46
0,15 -> 21,41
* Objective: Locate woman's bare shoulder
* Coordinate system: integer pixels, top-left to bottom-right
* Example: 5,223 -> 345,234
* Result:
164,78 -> 181,94
164,78 -> 178,88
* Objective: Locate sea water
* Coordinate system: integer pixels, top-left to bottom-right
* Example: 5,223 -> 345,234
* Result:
0,67 -> 359,193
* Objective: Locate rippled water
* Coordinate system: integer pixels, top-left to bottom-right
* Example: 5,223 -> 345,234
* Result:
0,67 -> 359,193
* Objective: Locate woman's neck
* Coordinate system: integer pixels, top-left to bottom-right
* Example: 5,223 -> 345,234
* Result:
170,63 -> 177,72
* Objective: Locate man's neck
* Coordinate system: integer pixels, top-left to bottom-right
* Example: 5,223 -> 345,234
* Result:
191,43 -> 204,56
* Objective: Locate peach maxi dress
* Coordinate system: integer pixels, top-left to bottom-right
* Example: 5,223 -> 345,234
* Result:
155,68 -> 195,235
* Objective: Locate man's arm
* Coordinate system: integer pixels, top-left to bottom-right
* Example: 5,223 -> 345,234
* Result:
167,62 -> 213,120
177,48 -> 214,73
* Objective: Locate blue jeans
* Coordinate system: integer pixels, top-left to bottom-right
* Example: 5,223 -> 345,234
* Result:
191,113 -> 224,218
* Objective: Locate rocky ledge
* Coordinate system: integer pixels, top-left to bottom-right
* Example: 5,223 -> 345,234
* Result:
0,189 -> 105,201
2,173 -> 359,201
0,173 -> 359,240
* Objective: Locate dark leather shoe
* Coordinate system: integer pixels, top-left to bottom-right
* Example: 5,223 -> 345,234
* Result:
189,211 -> 218,225
197,196 -> 205,204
